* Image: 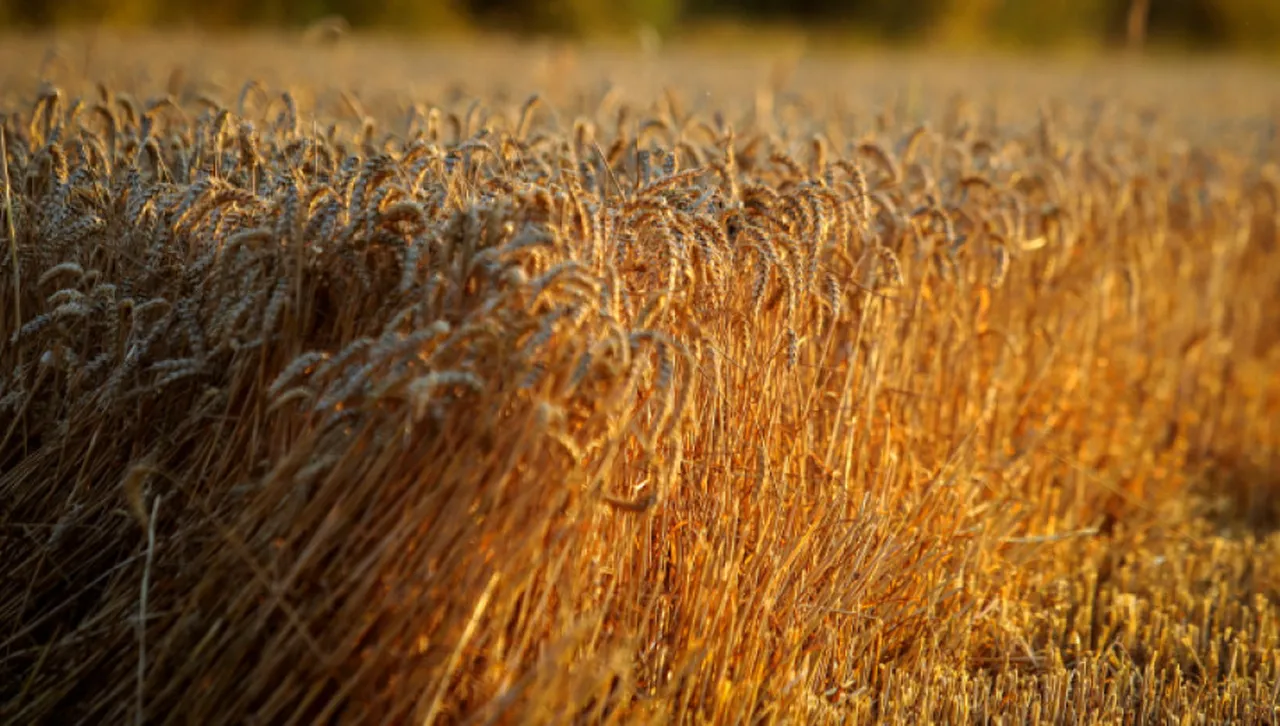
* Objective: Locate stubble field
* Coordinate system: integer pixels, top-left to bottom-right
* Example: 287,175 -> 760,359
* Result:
1,31 -> 1279,725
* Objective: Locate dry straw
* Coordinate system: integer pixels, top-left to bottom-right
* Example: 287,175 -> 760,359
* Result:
1,39 -> 1279,726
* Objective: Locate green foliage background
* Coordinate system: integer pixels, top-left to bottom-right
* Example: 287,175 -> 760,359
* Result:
1,0 -> 1277,52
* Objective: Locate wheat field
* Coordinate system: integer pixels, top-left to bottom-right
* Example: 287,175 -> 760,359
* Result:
1,31 -> 1279,725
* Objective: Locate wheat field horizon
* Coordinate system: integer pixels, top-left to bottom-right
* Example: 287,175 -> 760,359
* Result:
1,32 -> 1278,725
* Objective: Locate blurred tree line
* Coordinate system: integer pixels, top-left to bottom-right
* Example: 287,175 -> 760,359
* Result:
1,0 -> 1277,52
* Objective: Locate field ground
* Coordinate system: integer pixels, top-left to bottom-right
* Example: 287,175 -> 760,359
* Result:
2,31 -> 1279,725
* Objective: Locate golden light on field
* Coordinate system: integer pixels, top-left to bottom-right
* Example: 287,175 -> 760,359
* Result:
1,30 -> 1279,725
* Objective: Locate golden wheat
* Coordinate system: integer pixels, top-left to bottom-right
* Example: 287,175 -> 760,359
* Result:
1,31 -> 1278,726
